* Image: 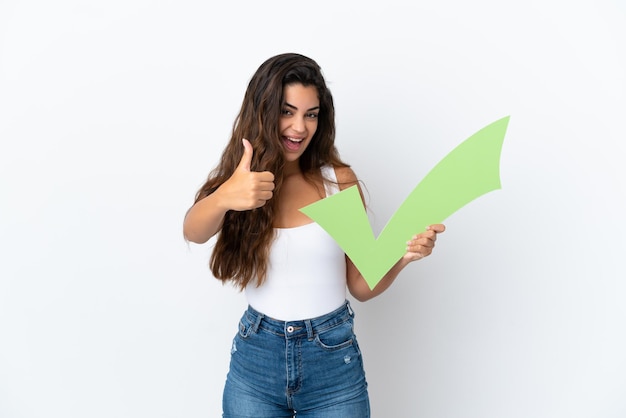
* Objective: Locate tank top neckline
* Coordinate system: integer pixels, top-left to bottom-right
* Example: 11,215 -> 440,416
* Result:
273,221 -> 317,231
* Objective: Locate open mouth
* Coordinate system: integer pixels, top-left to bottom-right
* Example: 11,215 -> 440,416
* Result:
283,136 -> 304,151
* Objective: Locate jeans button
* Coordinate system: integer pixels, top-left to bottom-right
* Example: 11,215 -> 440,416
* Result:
287,326 -> 294,333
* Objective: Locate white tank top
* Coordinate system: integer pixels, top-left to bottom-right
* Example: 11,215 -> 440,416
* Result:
245,166 -> 347,321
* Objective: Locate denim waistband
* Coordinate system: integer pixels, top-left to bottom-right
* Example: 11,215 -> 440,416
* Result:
244,300 -> 354,340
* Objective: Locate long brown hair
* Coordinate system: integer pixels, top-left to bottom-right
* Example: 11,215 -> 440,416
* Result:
194,53 -> 349,289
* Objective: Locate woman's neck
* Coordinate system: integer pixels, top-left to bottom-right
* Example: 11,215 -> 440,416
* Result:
283,160 -> 301,177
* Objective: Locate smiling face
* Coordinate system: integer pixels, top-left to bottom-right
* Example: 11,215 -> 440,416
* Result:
279,83 -> 320,170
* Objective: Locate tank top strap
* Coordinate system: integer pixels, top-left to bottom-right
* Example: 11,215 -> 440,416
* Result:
321,165 -> 340,197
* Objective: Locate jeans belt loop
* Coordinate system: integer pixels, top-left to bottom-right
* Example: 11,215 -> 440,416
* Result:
252,310 -> 264,333
346,300 -> 354,318
305,319 -> 314,341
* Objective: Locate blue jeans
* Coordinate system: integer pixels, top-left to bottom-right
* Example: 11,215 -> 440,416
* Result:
222,300 -> 370,417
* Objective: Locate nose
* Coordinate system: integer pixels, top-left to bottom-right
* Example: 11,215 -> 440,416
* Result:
291,116 -> 306,134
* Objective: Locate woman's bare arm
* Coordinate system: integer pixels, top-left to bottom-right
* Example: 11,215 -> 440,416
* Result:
183,139 -> 275,243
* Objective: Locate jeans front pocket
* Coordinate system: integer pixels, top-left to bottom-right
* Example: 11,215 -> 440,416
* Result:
237,313 -> 255,339
314,320 -> 355,351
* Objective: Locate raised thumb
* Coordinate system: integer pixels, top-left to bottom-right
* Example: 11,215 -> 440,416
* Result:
238,138 -> 253,172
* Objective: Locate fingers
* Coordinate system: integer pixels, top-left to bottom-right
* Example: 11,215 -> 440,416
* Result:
404,224 -> 446,260
237,137 -> 275,189
241,170 -> 275,209
238,138 -> 253,172
238,138 -> 275,181
426,223 -> 446,233
405,235 -> 435,254
223,138 -> 275,211
253,178 -> 275,203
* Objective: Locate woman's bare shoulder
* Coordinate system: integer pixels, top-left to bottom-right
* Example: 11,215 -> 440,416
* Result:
333,165 -> 359,191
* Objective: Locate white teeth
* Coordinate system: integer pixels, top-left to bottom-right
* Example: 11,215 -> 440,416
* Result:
287,137 -> 303,143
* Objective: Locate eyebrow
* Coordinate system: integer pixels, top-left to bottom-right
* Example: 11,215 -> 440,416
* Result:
284,102 -> 320,112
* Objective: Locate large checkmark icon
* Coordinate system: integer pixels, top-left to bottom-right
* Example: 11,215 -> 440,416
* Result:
300,116 -> 510,290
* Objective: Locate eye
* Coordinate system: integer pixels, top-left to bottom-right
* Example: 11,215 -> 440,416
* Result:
281,109 -> 292,116
306,113 -> 319,119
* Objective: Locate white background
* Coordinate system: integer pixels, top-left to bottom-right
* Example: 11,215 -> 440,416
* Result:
1,0 -> 625,417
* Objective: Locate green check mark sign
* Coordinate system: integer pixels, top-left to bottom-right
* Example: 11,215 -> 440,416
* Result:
300,116 -> 510,290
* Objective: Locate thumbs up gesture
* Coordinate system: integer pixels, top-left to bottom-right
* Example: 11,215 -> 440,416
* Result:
218,138 -> 275,211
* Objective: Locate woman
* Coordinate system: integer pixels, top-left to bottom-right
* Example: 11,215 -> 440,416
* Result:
184,52 -> 445,417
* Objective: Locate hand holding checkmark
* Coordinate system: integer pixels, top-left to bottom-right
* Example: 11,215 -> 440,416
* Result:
300,116 -> 510,289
